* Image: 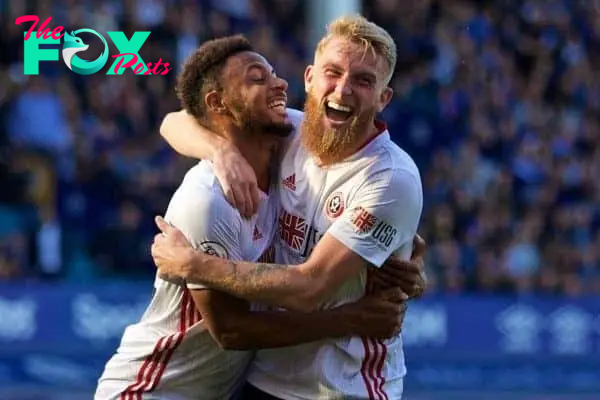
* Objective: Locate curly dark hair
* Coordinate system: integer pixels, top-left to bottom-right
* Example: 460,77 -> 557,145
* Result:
175,35 -> 253,119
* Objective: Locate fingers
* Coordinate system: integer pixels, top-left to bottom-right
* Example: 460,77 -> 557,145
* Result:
216,152 -> 260,218
155,216 -> 171,233
412,234 -> 427,258
151,231 -> 166,250
223,186 -> 236,208
151,233 -> 160,251
411,282 -> 425,298
386,276 -> 421,298
371,272 -> 413,294
378,265 -> 419,283
377,287 -> 409,302
150,234 -> 162,266
381,259 -> 421,279
239,183 -> 255,219
240,181 -> 260,218
249,183 -> 260,216
373,265 -> 424,298
370,273 -> 394,290
152,219 -> 191,252
152,232 -> 162,244
231,184 -> 256,219
410,270 -> 427,298
228,185 -> 246,217
385,258 -> 421,273
397,301 -> 408,323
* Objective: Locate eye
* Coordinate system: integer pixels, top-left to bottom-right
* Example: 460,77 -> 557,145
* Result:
325,69 -> 341,77
250,75 -> 266,83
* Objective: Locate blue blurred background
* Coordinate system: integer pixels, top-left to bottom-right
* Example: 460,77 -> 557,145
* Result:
1,0 -> 600,399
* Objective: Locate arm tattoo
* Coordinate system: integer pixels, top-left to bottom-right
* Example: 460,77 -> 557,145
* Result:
223,261 -> 290,293
191,253 -> 305,307
226,261 -> 285,279
229,260 -> 238,276
246,263 -> 282,287
252,263 -> 279,276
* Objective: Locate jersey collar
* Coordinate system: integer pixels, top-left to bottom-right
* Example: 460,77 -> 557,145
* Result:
355,120 -> 387,153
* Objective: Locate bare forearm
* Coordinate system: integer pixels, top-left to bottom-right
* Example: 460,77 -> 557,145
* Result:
160,110 -> 226,160
185,251 -> 319,312
221,306 -> 359,350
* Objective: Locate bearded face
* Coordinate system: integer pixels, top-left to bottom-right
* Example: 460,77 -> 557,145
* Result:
300,37 -> 392,165
217,51 -> 294,139
227,89 -> 294,138
301,88 -> 376,165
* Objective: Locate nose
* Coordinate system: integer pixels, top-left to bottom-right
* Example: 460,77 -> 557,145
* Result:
272,75 -> 288,92
334,76 -> 352,97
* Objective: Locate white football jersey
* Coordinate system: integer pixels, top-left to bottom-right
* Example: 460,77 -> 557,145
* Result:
247,110 -> 423,400
95,161 -> 277,400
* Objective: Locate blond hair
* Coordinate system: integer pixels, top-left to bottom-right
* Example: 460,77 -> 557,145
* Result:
316,15 -> 397,85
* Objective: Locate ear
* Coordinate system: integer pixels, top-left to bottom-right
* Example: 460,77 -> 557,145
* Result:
304,65 -> 313,94
205,90 -> 227,114
376,86 -> 393,113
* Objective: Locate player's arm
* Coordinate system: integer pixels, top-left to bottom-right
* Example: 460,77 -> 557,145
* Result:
159,110 -> 230,160
159,108 -> 302,217
160,108 -> 303,160
196,287 -> 404,350
164,181 -> 403,349
161,182 -> 389,350
153,169 -> 422,312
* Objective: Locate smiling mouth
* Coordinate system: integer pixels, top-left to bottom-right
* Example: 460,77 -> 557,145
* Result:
324,100 -> 354,122
268,98 -> 287,115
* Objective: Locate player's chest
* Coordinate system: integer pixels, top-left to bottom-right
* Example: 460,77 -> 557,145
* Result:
276,155 -> 366,259
240,199 -> 278,263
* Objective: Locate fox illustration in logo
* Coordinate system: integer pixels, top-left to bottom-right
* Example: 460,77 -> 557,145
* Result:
62,29 -> 109,75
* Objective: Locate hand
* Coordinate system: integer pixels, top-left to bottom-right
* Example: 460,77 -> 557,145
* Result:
370,234 -> 427,298
345,288 -> 408,339
151,216 -> 195,283
213,144 -> 259,219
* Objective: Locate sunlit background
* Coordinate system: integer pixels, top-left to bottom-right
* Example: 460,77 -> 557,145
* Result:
1,0 -> 600,399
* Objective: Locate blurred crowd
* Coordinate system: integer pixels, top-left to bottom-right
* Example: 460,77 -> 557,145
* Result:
0,0 -> 598,295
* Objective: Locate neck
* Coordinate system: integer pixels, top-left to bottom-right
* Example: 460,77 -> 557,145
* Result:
236,138 -> 278,193
218,122 -> 277,193
355,120 -> 381,151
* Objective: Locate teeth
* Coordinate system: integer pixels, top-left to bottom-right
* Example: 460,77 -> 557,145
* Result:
269,100 -> 286,109
327,101 -> 352,113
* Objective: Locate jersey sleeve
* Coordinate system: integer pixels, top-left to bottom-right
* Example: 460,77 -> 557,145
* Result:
326,168 -> 423,267
163,184 -> 244,290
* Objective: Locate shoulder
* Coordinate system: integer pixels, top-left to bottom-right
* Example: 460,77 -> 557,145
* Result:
286,107 -> 304,130
347,134 -> 423,222
172,161 -> 235,208
363,135 -> 422,193
176,161 -> 228,196
281,108 -> 304,152
165,162 -> 242,231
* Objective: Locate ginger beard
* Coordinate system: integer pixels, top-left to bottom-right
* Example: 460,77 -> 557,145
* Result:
301,89 -> 375,165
